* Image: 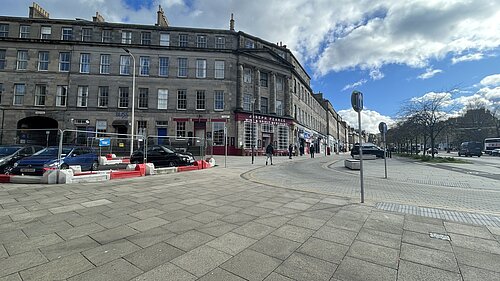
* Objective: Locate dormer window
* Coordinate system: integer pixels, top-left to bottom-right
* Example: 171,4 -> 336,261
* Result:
245,39 -> 254,48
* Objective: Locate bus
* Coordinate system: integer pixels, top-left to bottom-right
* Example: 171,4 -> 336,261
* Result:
484,138 -> 500,154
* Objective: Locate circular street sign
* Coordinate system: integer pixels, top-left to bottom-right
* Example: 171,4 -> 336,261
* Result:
351,90 -> 363,112
379,122 -> 387,134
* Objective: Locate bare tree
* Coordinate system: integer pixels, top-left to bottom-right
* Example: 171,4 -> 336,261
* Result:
401,92 -> 455,158
491,105 -> 500,137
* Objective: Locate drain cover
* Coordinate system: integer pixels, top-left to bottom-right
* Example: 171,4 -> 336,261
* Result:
429,232 -> 451,241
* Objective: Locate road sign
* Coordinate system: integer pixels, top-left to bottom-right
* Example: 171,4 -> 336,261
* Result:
351,91 -> 363,112
99,138 -> 111,147
379,122 -> 387,134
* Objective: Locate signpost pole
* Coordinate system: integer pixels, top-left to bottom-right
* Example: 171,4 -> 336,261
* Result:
384,132 -> 387,179
351,91 -> 364,203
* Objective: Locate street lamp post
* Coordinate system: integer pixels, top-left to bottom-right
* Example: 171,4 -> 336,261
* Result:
251,99 -> 256,164
123,48 -> 136,157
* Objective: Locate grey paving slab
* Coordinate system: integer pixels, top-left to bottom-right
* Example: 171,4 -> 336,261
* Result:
221,249 -> 281,281
0,250 -> 48,278
397,260 -> 461,281
97,214 -> 139,229
130,208 -> 165,219
254,216 -> 290,228
131,262 -> 196,281
461,264 -> 500,281
313,225 -> 357,245
326,216 -> 365,232
0,273 -> 21,281
0,230 -> 27,244
67,258 -> 143,281
363,216 -> 404,235
124,242 -> 185,271
163,218 -> 204,233
89,225 -> 139,244
271,224 -> 315,243
49,204 -> 86,214
22,220 -> 72,238
275,252 -> 337,281
453,246 -> 500,273
38,211 -> 81,224
198,220 -> 239,237
189,211 -> 224,223
166,230 -> 215,251
233,221 -> 275,239
206,232 -> 257,255
0,245 -> 7,259
347,240 -> 400,269
403,220 -> 447,234
444,221 -> 496,239
172,245 -> 232,277
160,209 -> 195,221
198,268 -> 247,281
66,213 -> 109,227
263,272 -> 294,281
9,210 -> 51,222
402,230 -> 453,252
56,222 -> 106,241
333,256 -> 397,281
80,199 -> 113,208
4,233 -> 63,255
249,234 -> 301,260
356,227 -> 402,249
400,243 -> 459,272
126,226 -> 176,248
297,237 -> 348,264
127,217 -> 169,232
450,233 -> 500,255
287,215 -> 326,230
19,253 -> 94,281
40,236 -> 99,260
220,213 -> 257,225
82,239 -> 141,266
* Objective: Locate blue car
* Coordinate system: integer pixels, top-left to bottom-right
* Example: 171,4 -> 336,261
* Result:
11,146 -> 99,176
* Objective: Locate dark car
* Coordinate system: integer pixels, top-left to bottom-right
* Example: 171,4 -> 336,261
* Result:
351,143 -> 385,158
458,141 -> 482,157
131,145 -> 195,167
0,145 -> 44,173
11,146 -> 99,176
426,148 -> 438,154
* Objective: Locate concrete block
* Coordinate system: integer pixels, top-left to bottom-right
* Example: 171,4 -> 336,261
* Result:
126,164 -> 137,170
155,167 -> 177,174
69,165 -> 82,174
72,173 -> 110,183
10,175 -> 43,184
42,169 -> 58,184
58,169 -> 74,184
207,157 -> 216,167
353,154 -> 377,160
145,163 -> 155,175
98,156 -> 107,165
345,159 -> 360,170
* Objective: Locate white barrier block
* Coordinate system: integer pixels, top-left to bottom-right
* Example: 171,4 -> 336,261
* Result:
126,164 -> 137,171
207,158 -> 216,167
58,169 -> 74,184
72,173 -> 110,183
145,163 -> 155,175
42,169 -> 58,184
345,159 -> 361,170
69,166 -> 82,174
10,175 -> 43,184
353,154 -> 377,160
155,167 -> 177,174
99,156 -> 107,165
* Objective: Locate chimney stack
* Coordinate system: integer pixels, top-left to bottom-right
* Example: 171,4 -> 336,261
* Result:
156,5 -> 169,27
229,13 -> 235,31
29,2 -> 49,19
93,12 -> 105,23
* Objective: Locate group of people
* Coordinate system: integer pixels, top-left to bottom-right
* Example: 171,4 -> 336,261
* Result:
265,142 -> 316,165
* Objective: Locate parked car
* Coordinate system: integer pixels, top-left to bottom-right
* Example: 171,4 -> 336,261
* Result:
491,148 -> 500,156
0,145 -> 44,173
130,145 -> 195,167
426,148 -> 438,154
10,146 -> 99,176
351,143 -> 385,158
458,141 -> 482,157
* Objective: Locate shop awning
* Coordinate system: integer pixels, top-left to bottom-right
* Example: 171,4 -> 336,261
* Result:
112,120 -> 128,127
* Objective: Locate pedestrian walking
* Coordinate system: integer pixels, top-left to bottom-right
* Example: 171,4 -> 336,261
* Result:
310,143 -> 315,158
288,144 -> 293,159
266,143 -> 274,165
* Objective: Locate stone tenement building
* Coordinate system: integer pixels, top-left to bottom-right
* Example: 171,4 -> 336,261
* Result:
0,3 -> 348,155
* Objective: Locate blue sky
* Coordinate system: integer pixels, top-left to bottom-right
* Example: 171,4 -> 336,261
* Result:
3,0 -> 500,132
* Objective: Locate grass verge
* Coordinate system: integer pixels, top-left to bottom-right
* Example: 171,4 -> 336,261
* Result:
396,153 -> 470,163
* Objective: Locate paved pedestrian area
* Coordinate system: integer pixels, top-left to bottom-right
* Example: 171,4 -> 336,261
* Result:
0,155 -> 500,280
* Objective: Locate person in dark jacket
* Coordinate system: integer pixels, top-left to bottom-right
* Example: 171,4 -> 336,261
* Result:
265,143 -> 274,165
288,144 -> 293,159
310,143 -> 315,158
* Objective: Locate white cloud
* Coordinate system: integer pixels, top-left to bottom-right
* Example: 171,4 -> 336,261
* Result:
417,68 -> 443,80
338,109 -> 394,134
451,53 -> 484,64
341,79 -> 367,91
480,74 -> 500,87
369,69 -> 384,80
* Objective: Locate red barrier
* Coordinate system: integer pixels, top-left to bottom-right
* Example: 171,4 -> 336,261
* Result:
0,174 -> 11,183
177,166 -> 199,172
109,170 -> 142,179
135,164 -> 146,176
